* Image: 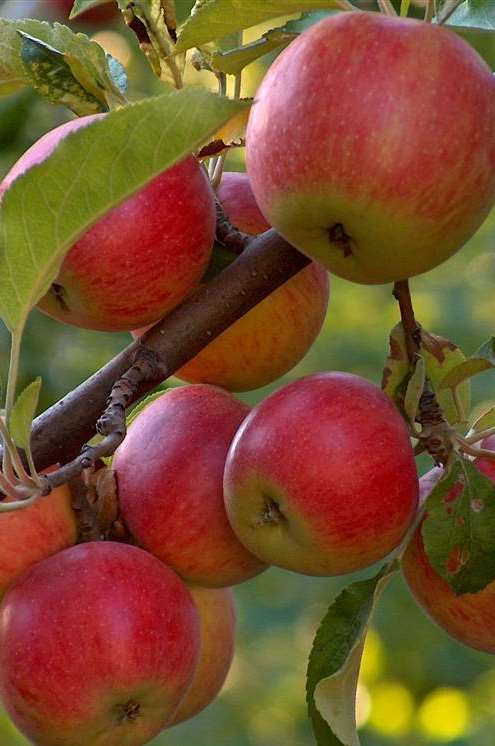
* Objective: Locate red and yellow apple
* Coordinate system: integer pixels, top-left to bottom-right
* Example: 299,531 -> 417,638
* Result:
246,13 -> 495,284
172,585 -> 236,726
113,385 -> 267,587
224,372 -> 419,576
0,115 -> 215,331
402,448 -> 495,653
173,172 -> 330,391
0,468 -> 77,598
0,542 -> 200,746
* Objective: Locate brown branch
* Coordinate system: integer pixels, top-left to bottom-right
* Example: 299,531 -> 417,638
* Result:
27,230 -> 309,475
393,280 -> 421,363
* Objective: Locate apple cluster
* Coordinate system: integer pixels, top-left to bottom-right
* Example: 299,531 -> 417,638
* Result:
1,9 -> 495,746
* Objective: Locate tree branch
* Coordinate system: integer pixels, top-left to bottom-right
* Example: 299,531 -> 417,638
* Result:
28,230 -> 310,474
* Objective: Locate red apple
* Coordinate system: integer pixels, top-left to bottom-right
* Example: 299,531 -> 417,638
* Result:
52,0 -> 119,24
0,542 -> 200,745
402,447 -> 495,653
113,385 -> 267,587
0,469 -> 77,598
246,13 -> 495,284
224,372 -> 419,576
171,585 -> 236,726
174,172 -> 330,391
0,115 -> 215,331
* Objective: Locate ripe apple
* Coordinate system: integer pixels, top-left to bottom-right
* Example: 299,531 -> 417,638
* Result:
175,172 -> 330,391
246,13 -> 495,284
113,385 -> 267,587
0,542 -> 200,746
0,115 -> 215,331
171,585 -> 236,726
224,372 -> 419,576
0,467 -> 77,598
402,448 -> 495,653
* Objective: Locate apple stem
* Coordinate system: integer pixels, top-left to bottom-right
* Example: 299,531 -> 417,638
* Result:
392,280 -> 421,364
423,0 -> 435,22
377,0 -> 398,16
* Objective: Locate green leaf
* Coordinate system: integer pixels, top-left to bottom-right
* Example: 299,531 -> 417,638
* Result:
307,564 -> 397,746
209,27 -> 296,74
443,0 -> 495,31
422,457 -> 495,594
470,406 -> 495,435
19,32 -> 105,116
0,19 -> 127,107
439,337 -> 495,390
9,378 -> 41,450
69,0 -> 115,19
403,355 -> 425,427
382,323 -> 471,426
175,0 -> 351,53
0,89 -> 248,336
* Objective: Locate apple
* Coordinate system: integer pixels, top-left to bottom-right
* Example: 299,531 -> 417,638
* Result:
0,115 -> 215,331
0,467 -> 77,598
174,172 -> 330,391
113,385 -> 267,587
402,445 -> 495,653
171,585 -> 236,726
56,0 -> 119,24
246,13 -> 495,285
224,372 -> 419,576
0,541 -> 200,746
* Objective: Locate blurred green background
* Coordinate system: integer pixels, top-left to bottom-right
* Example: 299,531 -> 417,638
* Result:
1,1 -> 495,745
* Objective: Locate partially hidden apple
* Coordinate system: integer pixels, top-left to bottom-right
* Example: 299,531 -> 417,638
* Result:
0,467 -> 77,598
0,115 -> 215,331
224,372 -> 419,576
402,443 -> 495,653
0,542 -> 200,746
57,0 -> 119,24
246,12 -> 495,284
171,585 -> 236,726
174,172 -> 330,391
113,385 -> 267,587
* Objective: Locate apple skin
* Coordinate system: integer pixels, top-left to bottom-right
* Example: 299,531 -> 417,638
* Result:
0,115 -> 215,331
224,372 -> 419,576
0,542 -> 200,746
171,585 -> 236,726
174,172 -> 330,391
246,13 -> 495,285
402,447 -> 495,653
113,385 -> 267,587
0,470 -> 77,598
56,0 -> 119,24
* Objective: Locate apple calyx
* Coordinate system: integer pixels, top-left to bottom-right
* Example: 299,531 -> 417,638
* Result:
257,496 -> 286,527
116,700 -> 141,724
50,283 -> 69,312
328,223 -> 354,257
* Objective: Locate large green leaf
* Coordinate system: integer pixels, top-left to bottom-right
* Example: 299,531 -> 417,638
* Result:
0,19 -> 126,106
307,564 -> 397,746
0,88 -> 248,335
9,378 -> 41,450
175,0 -> 353,53
422,457 -> 495,595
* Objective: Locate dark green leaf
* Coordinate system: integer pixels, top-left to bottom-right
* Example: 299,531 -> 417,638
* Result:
307,564 -> 397,746
19,32 -> 105,116
0,89 -> 248,336
422,457 -> 495,594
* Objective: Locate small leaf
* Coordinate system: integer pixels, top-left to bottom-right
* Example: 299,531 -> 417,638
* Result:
307,564 -> 398,746
0,89 -> 248,337
404,355 -> 425,426
470,407 -> 495,435
439,337 -> 495,390
382,323 -> 471,426
19,32 -> 105,116
9,378 -> 42,450
422,457 -> 495,594
175,0 -> 352,53
70,0 -> 115,19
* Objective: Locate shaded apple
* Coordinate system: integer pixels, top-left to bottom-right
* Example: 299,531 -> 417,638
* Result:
0,115 -> 216,331
56,0 -> 119,24
402,446 -> 495,653
113,385 -> 267,587
246,13 -> 495,284
0,542 -> 200,746
174,171 -> 330,391
224,372 -> 419,576
171,585 -> 236,726
0,467 -> 77,598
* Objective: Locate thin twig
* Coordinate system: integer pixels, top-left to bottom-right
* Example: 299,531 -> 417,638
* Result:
377,0 -> 398,15
424,0 -> 435,21
465,426 -> 495,445
392,280 -> 421,363
215,199 -> 251,254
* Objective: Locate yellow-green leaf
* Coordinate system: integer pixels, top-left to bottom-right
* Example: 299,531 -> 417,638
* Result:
9,378 -> 41,450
